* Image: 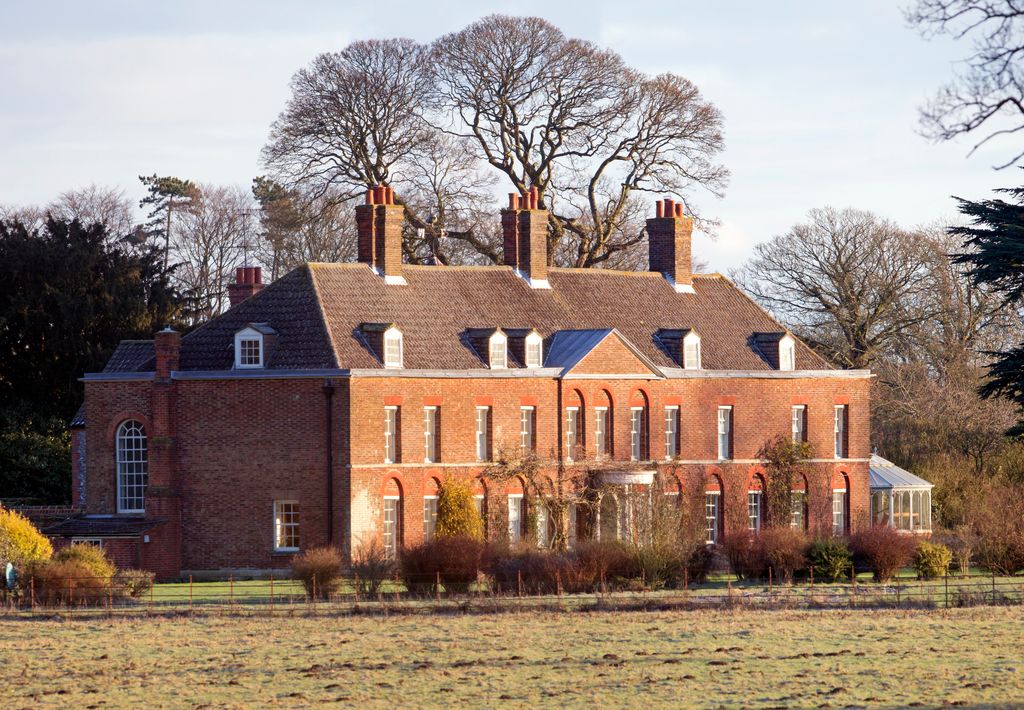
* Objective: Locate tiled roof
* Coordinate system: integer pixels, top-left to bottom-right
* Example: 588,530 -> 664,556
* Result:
99,262 -> 833,374
102,340 -> 155,372
70,404 -> 85,427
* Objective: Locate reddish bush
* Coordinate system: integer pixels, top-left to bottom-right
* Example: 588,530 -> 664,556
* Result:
400,536 -> 487,594
291,546 -> 342,599
722,531 -> 765,580
850,527 -> 917,582
25,559 -> 109,606
754,528 -> 809,583
489,549 -> 552,594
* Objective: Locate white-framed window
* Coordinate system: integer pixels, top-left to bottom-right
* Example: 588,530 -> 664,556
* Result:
383,326 -> 403,368
71,538 -> 104,550
536,504 -> 551,548
834,405 -> 847,459
630,407 -> 645,461
423,495 -> 438,542
273,500 -> 300,551
383,496 -> 401,559
832,488 -> 847,536
423,406 -> 438,463
705,492 -> 720,544
489,331 -> 507,369
790,490 -> 806,530
683,331 -> 702,369
664,406 -> 679,460
748,490 -> 762,531
717,406 -> 732,460
234,327 -> 264,369
508,494 -> 524,543
473,493 -> 486,521
594,407 -> 608,458
475,406 -> 491,462
520,406 -> 535,454
116,420 -> 148,514
384,406 -> 399,464
525,331 -> 543,368
779,335 -> 796,371
565,406 -> 579,462
792,405 -> 806,443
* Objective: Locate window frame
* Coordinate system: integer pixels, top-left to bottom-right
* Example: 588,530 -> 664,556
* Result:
384,405 -> 400,464
705,491 -> 721,544
507,493 -> 525,543
273,500 -> 300,552
423,495 -> 438,542
564,406 -> 580,462
524,331 -> 543,368
488,331 -> 508,369
116,420 -> 148,514
779,335 -> 796,371
664,405 -> 679,460
475,406 -> 491,462
423,406 -> 438,463
791,404 -> 807,444
747,489 -> 763,532
594,406 -> 609,459
519,406 -> 535,454
683,331 -> 702,370
234,327 -> 264,369
832,488 -> 848,536
834,405 -> 848,459
717,406 -> 733,460
630,406 -> 646,461
383,326 -> 403,369
382,495 -> 402,559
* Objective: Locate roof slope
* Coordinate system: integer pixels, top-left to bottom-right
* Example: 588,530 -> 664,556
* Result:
101,262 -> 833,373
869,455 -> 934,488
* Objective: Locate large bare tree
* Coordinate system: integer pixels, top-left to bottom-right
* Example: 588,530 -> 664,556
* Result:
432,16 -> 728,267
908,0 -> 1024,167
736,207 -> 935,369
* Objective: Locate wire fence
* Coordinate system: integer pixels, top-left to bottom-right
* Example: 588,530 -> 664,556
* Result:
2,570 -> 1022,619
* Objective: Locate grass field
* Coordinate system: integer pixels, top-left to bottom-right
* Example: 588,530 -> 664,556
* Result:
3,606 -> 1022,708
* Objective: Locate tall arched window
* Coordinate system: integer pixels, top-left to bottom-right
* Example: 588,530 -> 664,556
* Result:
383,478 -> 404,559
116,420 -> 148,514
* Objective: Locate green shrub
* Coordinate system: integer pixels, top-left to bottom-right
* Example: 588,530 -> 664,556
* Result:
291,546 -> 342,599
850,527 -> 917,582
0,506 -> 52,569
755,527 -> 809,583
915,541 -> 952,580
114,569 -> 153,599
808,538 -> 852,582
351,538 -> 396,596
435,479 -> 484,540
52,544 -> 115,580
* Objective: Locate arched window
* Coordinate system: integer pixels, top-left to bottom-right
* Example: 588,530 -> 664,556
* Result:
630,391 -> 649,461
525,331 -> 543,368
791,474 -> 809,531
748,474 -> 766,532
683,330 -> 702,369
595,390 -> 613,459
383,478 -> 403,559
832,473 -> 850,536
474,478 -> 488,538
507,477 -> 527,543
423,478 -> 440,543
705,475 -> 724,544
383,326 -> 403,368
779,335 -> 796,371
489,331 -> 508,369
116,420 -> 148,514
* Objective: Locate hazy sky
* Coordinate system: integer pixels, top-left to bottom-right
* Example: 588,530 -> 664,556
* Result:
0,0 -> 1011,271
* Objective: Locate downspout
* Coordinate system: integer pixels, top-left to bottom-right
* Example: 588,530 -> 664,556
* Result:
323,379 -> 336,545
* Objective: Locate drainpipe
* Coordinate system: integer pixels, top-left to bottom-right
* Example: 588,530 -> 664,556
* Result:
323,379 -> 336,545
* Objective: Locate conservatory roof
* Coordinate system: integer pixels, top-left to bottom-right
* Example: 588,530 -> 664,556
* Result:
869,455 -> 933,490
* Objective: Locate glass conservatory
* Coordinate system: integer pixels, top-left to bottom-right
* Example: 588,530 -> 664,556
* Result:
869,454 -> 933,533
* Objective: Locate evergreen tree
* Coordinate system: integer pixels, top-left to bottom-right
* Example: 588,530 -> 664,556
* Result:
139,174 -> 198,271
952,183 -> 1024,407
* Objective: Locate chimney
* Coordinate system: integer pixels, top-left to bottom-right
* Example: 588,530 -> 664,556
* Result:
647,198 -> 695,293
154,327 -> 181,380
501,186 -> 549,288
355,184 -> 406,285
228,266 -> 265,308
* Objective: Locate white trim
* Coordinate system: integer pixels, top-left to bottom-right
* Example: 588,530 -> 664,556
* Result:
524,331 -> 544,368
383,274 -> 408,286
273,499 -> 300,552
683,330 -> 702,370
488,331 -> 508,369
234,327 -> 264,369
779,335 -> 796,372
383,326 -> 403,369
346,457 -> 872,469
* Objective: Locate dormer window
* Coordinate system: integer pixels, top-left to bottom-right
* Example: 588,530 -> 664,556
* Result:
525,331 -> 543,368
489,331 -> 508,369
779,335 -> 795,371
234,327 -> 264,369
383,326 -> 403,368
683,331 -> 702,370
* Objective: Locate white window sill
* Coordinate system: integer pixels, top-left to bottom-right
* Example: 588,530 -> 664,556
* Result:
273,547 -> 299,554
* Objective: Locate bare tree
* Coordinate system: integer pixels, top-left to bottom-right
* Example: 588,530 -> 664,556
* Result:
907,0 -> 1024,167
47,185 -> 137,239
172,184 -> 255,321
432,16 -> 728,267
262,39 -> 433,202
735,207 -> 936,369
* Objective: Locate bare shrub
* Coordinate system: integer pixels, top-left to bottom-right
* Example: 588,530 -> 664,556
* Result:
755,528 -> 809,583
291,546 -> 342,599
400,536 -> 488,595
850,527 -> 917,582
351,538 -> 395,596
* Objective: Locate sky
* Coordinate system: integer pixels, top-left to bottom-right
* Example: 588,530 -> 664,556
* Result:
0,0 -> 1013,272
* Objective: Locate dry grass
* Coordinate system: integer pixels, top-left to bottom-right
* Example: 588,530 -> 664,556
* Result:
2,606 -> 1022,708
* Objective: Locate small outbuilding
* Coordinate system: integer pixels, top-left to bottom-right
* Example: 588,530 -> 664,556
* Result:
869,454 -> 934,533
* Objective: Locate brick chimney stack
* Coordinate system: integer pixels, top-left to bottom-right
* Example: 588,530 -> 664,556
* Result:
501,187 -> 550,289
355,184 -> 406,285
154,327 -> 181,380
647,198 -> 695,294
228,266 -> 265,308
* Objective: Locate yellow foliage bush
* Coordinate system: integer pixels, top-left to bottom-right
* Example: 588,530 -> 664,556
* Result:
0,506 -> 53,568
435,478 -> 484,540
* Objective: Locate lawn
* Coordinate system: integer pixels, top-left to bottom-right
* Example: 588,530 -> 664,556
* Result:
2,606 -> 1021,708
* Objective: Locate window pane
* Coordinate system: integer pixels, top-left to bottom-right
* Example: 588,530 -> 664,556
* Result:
748,491 -> 762,531
476,407 -> 490,461
508,496 -> 523,543
274,501 -> 300,550
116,421 -> 148,513
520,407 -> 534,453
383,498 -> 400,559
705,493 -> 719,544
384,407 -> 398,463
595,409 -> 607,457
664,407 -> 678,459
630,408 -> 643,461
423,407 -> 437,463
423,497 -> 438,542
565,408 -> 578,461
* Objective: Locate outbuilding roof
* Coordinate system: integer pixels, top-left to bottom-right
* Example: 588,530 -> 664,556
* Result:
869,454 -> 934,489
98,262 -> 835,374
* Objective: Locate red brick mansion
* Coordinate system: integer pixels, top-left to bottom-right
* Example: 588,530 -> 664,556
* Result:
54,186 -> 871,580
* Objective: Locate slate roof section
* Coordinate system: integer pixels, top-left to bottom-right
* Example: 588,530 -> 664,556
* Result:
44,516 -> 165,538
869,455 -> 934,489
98,262 -> 833,374
102,340 -> 155,373
70,404 -> 85,427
